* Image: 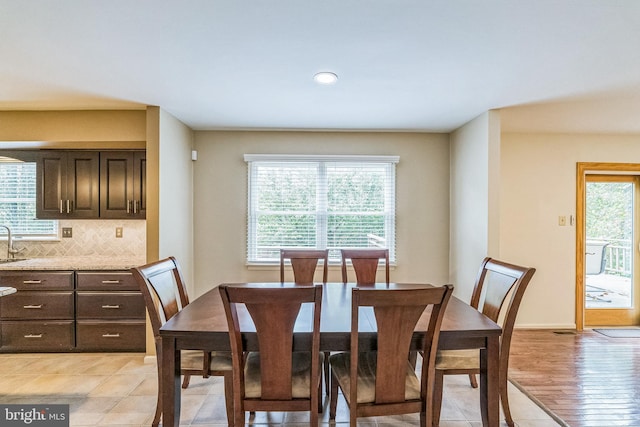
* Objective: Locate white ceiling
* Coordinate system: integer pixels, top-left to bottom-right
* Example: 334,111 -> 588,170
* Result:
2,0 -> 640,133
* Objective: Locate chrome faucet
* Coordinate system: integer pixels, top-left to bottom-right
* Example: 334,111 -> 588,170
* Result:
0,225 -> 23,259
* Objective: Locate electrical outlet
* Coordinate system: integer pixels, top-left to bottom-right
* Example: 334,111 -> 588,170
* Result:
115,227 -> 123,238
62,227 -> 72,238
558,216 -> 567,226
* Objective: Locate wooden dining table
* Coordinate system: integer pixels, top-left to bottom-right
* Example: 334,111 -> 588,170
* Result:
159,282 -> 502,426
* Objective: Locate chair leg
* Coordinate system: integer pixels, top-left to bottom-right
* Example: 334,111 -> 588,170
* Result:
152,355 -> 162,427
501,377 -> 514,427
223,372 -> 234,427
311,393 -> 319,427
182,374 -> 191,389
317,369 -> 323,413
468,373 -> 478,388
323,351 -> 330,395
234,400 -> 245,427
432,370 -> 445,427
329,369 -> 339,420
152,383 -> 161,427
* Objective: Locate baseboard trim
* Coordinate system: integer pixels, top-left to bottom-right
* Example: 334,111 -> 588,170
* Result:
514,324 -> 577,330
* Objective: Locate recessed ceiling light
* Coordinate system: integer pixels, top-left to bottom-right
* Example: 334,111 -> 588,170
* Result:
314,72 -> 338,85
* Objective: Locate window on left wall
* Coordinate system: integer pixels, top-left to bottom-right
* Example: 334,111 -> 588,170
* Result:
0,157 -> 57,238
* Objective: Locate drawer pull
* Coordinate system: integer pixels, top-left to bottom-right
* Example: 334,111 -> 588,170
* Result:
24,334 -> 43,338
23,280 -> 42,284
102,333 -> 121,338
101,305 -> 121,309
101,280 -> 121,284
23,304 -> 43,309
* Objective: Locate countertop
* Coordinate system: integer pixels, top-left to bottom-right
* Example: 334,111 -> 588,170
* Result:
0,256 -> 147,271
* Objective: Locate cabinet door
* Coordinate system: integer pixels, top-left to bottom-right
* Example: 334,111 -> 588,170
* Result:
36,152 -> 66,219
36,151 -> 99,219
100,151 -> 145,219
67,151 -> 100,218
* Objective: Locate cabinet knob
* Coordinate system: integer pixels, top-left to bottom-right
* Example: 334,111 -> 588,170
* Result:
23,280 -> 42,284
23,304 -> 43,309
101,305 -> 121,309
102,333 -> 121,338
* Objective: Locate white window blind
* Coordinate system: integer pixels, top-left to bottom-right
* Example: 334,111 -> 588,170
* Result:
245,154 -> 398,263
0,157 -> 57,237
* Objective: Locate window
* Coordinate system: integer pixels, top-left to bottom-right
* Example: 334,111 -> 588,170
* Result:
246,154 -> 398,263
0,157 -> 57,238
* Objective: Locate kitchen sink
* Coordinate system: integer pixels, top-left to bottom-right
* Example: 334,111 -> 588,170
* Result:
0,258 -> 28,263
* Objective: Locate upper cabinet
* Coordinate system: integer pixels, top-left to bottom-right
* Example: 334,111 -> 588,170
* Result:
36,151 -> 100,219
100,151 -> 146,219
36,150 -> 145,220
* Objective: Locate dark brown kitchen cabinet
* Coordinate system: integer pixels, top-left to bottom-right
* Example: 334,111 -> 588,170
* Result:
75,271 -> 145,351
36,151 -> 100,219
0,269 -> 145,353
100,151 -> 146,219
0,271 -> 75,352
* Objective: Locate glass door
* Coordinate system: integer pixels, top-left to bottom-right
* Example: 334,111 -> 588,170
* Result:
584,175 -> 640,326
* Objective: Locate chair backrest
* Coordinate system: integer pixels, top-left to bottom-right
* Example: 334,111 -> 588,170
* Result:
280,249 -> 329,284
219,284 -> 323,401
341,248 -> 389,285
469,257 -> 536,363
350,285 -> 453,405
131,256 -> 189,337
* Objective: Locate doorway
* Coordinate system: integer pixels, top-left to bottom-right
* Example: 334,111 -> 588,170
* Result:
576,163 -> 640,329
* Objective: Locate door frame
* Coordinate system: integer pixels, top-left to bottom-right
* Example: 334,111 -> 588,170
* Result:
576,162 -> 640,330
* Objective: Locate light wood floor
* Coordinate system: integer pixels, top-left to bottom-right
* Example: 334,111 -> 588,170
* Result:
0,352 -> 556,426
509,329 -> 640,427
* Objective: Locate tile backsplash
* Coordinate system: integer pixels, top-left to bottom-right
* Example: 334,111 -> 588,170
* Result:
13,220 -> 146,258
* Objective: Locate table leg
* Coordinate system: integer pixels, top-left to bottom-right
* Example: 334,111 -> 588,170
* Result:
161,336 -> 181,427
479,335 -> 500,426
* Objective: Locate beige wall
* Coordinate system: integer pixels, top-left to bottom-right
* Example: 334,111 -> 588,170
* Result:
193,130 -> 450,297
157,109 -> 195,291
0,110 -> 145,143
144,107 -> 195,355
500,132 -> 640,328
450,111 -> 501,302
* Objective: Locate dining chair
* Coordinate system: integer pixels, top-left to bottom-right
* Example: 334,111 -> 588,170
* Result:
219,283 -> 324,427
280,249 -> 328,284
280,248 -> 332,396
329,284 -> 454,427
432,257 -> 536,427
340,248 -> 390,285
131,257 -> 233,427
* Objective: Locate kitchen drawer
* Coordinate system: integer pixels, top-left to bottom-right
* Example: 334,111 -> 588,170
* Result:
76,271 -> 138,291
76,320 -> 145,351
1,321 -> 74,351
76,292 -> 145,319
0,271 -> 74,291
0,291 -> 74,320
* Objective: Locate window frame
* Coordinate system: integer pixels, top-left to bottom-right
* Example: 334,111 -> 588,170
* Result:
245,154 -> 398,264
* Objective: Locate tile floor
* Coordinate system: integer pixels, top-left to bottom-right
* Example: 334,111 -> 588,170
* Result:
0,353 -> 559,426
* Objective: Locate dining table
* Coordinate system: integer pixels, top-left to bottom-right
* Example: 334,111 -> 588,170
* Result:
159,282 -> 502,426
